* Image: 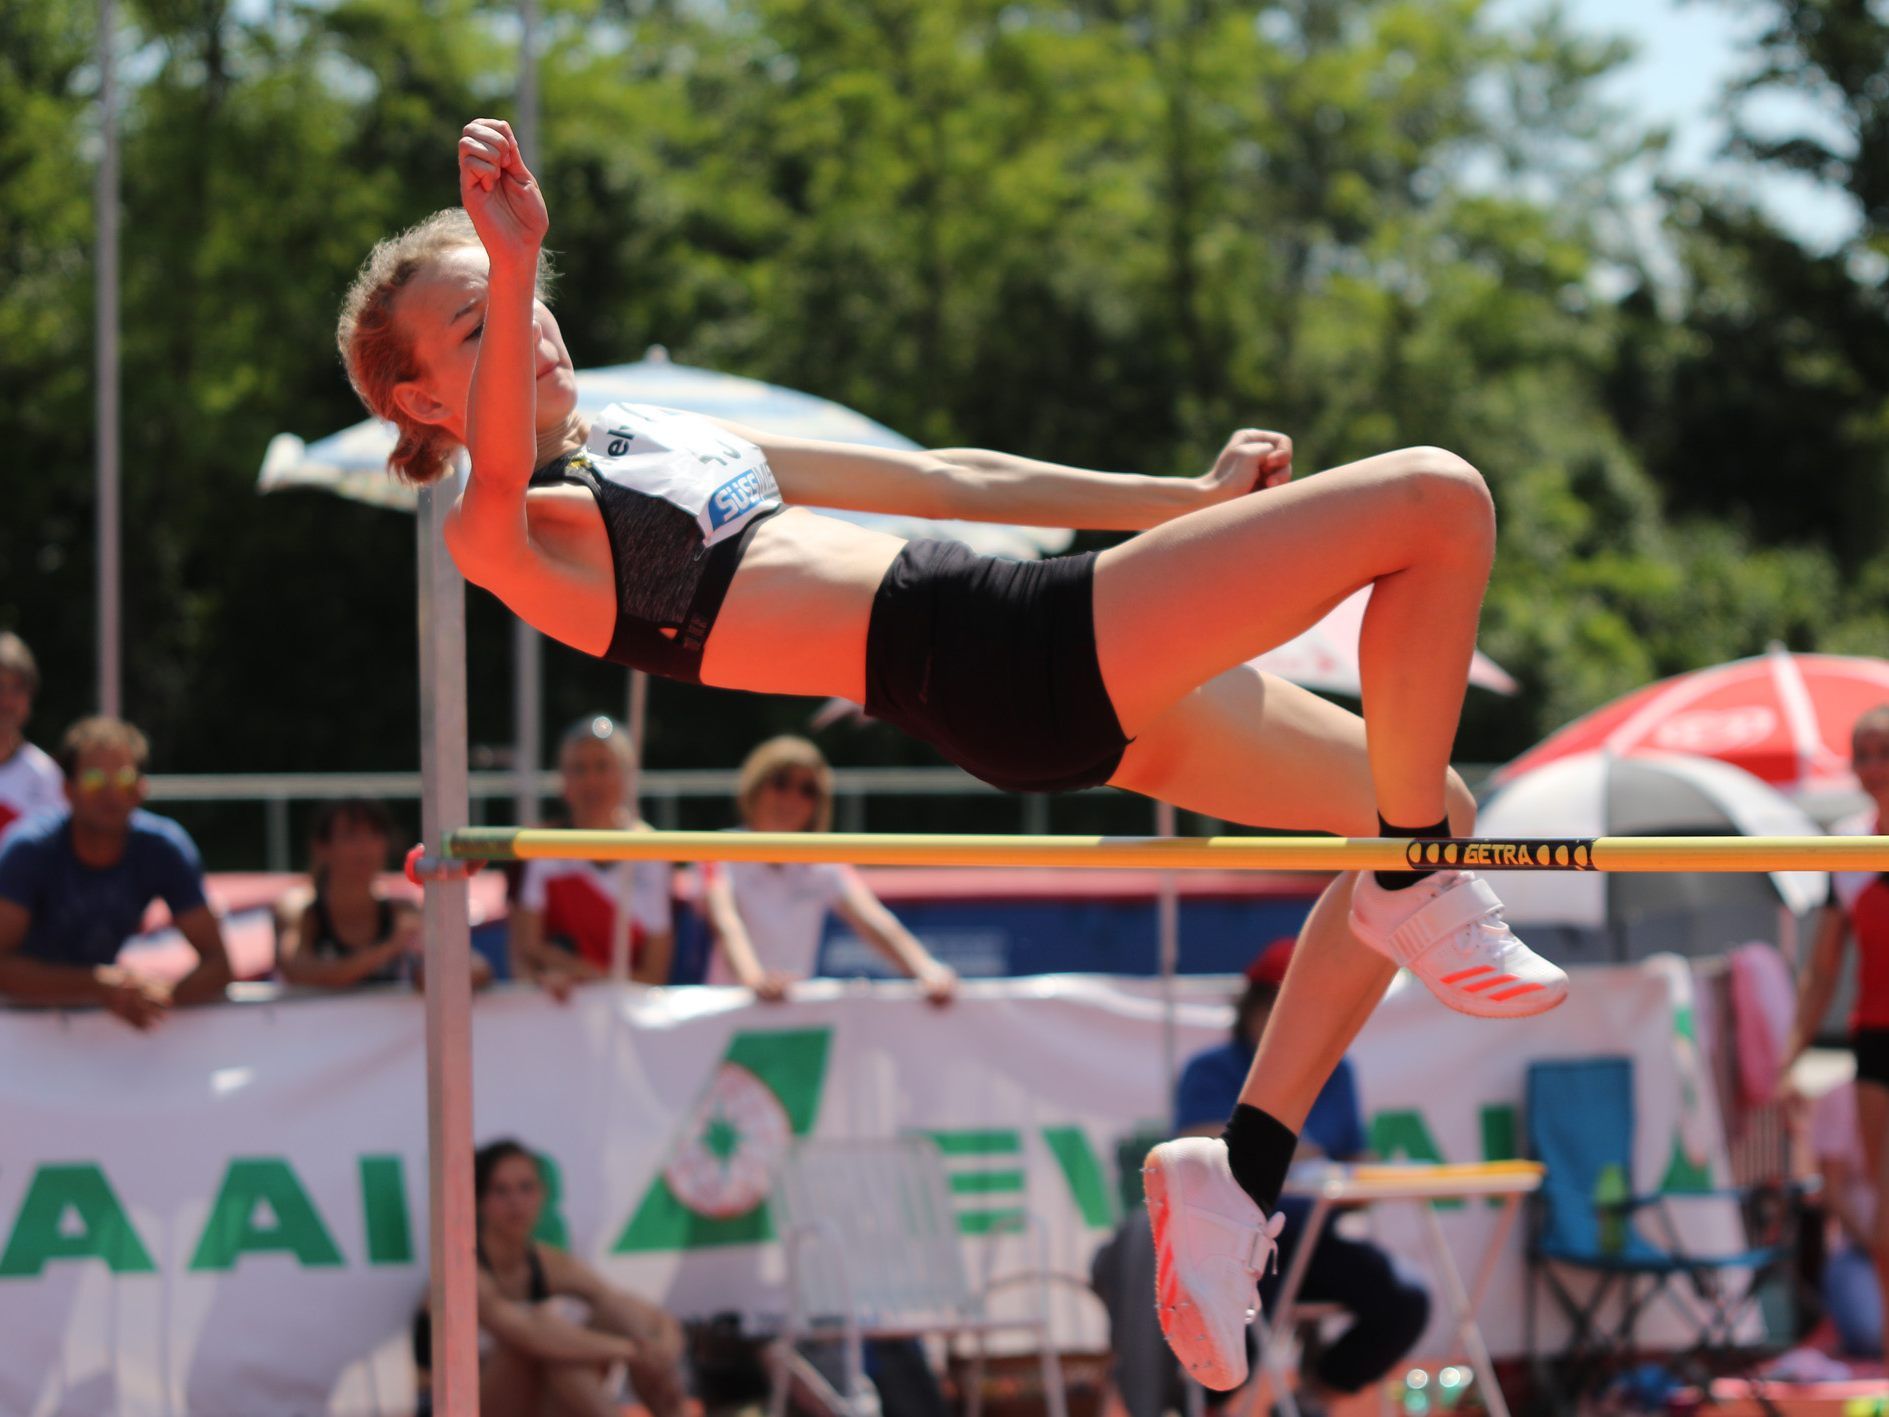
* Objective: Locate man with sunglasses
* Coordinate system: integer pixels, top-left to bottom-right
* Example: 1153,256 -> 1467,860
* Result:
0,717 -> 232,1029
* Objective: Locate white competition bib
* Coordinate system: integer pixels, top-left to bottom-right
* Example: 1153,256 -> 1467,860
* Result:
583,403 -> 782,548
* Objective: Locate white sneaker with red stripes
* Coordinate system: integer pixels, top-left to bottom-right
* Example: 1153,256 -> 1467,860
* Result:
1349,869 -> 1568,1018
1143,1136 -> 1286,1392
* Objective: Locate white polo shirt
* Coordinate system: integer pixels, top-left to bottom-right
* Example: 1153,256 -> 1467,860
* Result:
0,742 -> 62,845
703,850 -> 856,985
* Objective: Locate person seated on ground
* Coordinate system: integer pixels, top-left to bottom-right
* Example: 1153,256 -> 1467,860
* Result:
414,1138 -> 689,1417
509,715 -> 675,997
0,716 -> 232,1029
275,797 -> 490,991
701,734 -> 956,1003
0,632 -> 63,847
1810,1079 -> 1884,1358
1094,939 -> 1428,1417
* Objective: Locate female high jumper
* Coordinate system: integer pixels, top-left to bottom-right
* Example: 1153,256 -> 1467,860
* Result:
337,117 -> 1567,1392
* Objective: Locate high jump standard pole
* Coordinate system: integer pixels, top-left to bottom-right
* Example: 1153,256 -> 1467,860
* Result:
417,477 -> 478,1416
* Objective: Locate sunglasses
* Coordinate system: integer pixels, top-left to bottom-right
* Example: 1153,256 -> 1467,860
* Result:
765,773 -> 822,800
75,766 -> 143,794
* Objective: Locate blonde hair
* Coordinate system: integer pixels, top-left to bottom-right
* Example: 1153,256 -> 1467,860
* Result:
335,209 -> 554,485
0,632 -> 39,695
737,736 -> 834,833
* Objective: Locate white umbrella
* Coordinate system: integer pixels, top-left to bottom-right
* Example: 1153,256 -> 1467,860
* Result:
258,346 -> 1073,561
1476,750 -> 1825,960
1250,586 -> 1518,696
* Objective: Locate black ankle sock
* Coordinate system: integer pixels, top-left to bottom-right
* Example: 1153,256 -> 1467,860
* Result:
1221,1104 -> 1297,1214
1373,813 -> 1453,892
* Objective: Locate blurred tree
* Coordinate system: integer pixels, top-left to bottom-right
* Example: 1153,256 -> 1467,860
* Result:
3,0 -> 1882,861
1612,1 -> 1888,566
0,1 -> 99,750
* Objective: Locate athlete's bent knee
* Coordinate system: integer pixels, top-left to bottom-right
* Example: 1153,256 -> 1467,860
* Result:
1391,447 -> 1495,553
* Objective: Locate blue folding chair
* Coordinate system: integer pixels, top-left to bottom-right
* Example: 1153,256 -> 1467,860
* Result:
1523,1057 -> 1788,1412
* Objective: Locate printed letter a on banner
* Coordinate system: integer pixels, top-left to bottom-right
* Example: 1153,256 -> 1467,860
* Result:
190,1159 -> 344,1271
0,1164 -> 156,1277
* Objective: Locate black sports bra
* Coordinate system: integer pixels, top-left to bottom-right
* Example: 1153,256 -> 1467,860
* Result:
530,402 -> 785,683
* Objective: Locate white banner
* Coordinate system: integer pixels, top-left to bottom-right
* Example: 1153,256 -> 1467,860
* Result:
0,967 -> 1740,1416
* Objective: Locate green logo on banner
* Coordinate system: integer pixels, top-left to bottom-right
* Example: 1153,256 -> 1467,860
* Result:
925,1128 -> 1026,1235
613,1027 -> 831,1252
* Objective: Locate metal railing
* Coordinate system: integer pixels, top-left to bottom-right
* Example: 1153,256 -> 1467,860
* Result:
145,763 -> 1505,873
147,766 -> 1049,871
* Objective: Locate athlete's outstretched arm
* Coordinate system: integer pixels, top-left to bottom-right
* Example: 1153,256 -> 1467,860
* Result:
451,117 -> 549,563
712,420 -> 1294,531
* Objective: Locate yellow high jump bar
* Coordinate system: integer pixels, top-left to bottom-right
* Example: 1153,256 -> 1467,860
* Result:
445,828 -> 1889,873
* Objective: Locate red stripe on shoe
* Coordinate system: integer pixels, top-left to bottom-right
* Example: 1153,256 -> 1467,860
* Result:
1461,974 -> 1516,993
1488,982 -> 1547,1002
1441,965 -> 1495,985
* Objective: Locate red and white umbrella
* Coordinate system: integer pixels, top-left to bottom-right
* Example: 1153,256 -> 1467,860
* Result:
1494,645 -> 1889,797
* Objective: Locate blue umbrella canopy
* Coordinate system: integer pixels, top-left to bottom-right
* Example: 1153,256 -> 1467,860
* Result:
258,347 -> 1073,559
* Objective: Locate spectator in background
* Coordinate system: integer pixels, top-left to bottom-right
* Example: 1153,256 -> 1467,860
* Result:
1094,939 -> 1427,1417
0,633 -> 62,844
276,797 -> 489,991
0,717 -> 232,1028
1782,702 -> 1889,1361
703,735 -> 956,1002
1811,1080 -> 1884,1358
414,1138 -> 688,1417
510,716 -> 674,996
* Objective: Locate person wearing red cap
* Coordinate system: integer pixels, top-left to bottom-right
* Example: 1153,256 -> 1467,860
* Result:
1170,939 -> 1430,1417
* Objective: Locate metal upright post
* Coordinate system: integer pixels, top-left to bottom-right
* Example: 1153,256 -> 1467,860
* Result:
513,628 -> 541,826
95,0 -> 121,717
510,0 -> 543,829
626,669 -> 648,807
611,669 -> 650,983
417,478 -> 479,1416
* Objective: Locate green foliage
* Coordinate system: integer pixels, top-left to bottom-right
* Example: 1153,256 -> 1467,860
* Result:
1,0 -> 1880,858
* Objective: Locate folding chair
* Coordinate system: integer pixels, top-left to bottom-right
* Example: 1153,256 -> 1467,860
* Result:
769,1136 -> 1071,1417
1523,1057 -> 1787,1413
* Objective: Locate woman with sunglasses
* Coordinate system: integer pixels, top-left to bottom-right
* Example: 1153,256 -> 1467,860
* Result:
701,736 -> 956,1003
341,118 -> 1566,1393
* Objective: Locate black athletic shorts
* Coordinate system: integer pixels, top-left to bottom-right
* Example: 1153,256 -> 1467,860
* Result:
1855,1028 -> 1889,1088
864,539 -> 1131,794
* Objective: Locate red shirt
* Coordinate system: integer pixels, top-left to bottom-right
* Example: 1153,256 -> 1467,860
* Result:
516,857 -> 672,970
